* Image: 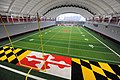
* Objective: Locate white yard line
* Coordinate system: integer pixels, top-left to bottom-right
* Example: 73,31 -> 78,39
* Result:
77,26 -> 82,33
43,37 -> 100,44
42,27 -> 64,46
68,27 -> 72,53
42,40 -> 106,48
15,44 -> 120,63
13,40 -> 113,55
81,27 -> 120,58
0,26 -> 57,48
0,64 -> 46,80
43,44 -> 114,55
14,45 -> 120,64
15,40 -> 113,55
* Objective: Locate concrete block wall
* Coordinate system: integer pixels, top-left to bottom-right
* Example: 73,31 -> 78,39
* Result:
84,22 -> 120,42
0,21 -> 56,39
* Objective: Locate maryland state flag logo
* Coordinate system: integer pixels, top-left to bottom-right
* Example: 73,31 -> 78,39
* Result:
1,46 -> 120,80
17,51 -> 71,79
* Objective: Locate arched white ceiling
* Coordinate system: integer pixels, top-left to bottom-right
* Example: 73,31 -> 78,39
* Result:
44,7 -> 93,18
0,0 -> 120,18
37,0 -> 103,16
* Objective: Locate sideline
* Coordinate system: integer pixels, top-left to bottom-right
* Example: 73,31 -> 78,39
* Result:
0,26 -> 57,48
0,64 -> 46,80
81,27 -> 120,58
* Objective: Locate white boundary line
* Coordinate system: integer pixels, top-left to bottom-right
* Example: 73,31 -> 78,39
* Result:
0,64 -> 46,80
81,27 -> 120,58
43,37 -> 101,44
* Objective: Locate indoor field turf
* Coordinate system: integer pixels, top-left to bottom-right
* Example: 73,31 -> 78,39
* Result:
1,26 -> 120,64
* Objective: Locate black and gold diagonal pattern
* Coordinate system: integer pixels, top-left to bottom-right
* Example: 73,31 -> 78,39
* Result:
72,58 -> 120,80
0,46 -> 31,64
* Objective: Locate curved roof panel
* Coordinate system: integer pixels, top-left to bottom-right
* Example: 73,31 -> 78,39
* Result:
0,0 -> 120,17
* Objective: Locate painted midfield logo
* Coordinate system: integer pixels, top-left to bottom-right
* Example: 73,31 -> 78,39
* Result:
17,51 -> 71,79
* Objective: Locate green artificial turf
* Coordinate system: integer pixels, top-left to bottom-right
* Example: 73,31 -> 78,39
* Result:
1,26 -> 120,64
